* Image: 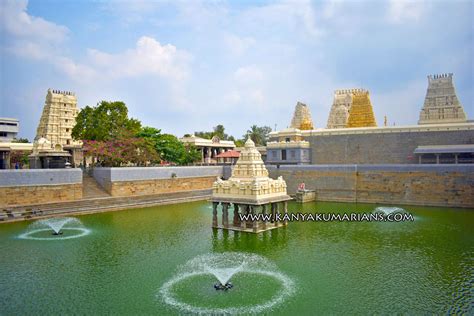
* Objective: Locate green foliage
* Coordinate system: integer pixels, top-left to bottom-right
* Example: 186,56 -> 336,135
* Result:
244,125 -> 272,146
195,124 -> 230,140
12,138 -> 29,143
234,139 -> 245,147
72,101 -> 141,141
137,127 -> 201,165
10,150 -> 31,167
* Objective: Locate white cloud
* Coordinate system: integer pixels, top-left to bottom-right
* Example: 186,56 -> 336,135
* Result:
1,0 -> 69,61
1,0 -> 69,42
242,0 -> 321,37
388,0 -> 427,24
87,36 -> 191,81
234,65 -> 263,83
224,91 -> 241,104
223,33 -> 256,56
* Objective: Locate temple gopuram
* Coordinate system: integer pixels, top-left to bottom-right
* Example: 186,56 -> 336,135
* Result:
327,88 -> 377,128
267,73 -> 473,165
418,73 -> 467,124
29,89 -> 82,168
290,102 -> 314,130
326,90 -> 353,129
346,89 -> 377,128
210,138 -> 291,233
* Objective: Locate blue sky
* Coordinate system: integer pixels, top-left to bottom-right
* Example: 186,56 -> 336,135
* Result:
0,0 -> 472,140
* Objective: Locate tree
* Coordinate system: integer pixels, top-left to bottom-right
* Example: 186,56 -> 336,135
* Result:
244,125 -> 272,146
195,124 -> 230,140
72,101 -> 141,141
12,138 -> 29,143
10,150 -> 31,168
137,127 -> 201,165
82,131 -> 158,167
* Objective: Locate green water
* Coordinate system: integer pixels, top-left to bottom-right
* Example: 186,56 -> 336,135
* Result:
0,201 -> 473,315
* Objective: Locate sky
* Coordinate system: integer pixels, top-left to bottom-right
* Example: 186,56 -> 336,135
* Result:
0,0 -> 472,140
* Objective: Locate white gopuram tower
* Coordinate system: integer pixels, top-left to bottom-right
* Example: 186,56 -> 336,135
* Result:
418,73 -> 467,124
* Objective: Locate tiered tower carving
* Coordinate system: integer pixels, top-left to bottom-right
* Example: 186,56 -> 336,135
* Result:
35,89 -> 81,150
346,89 -> 377,128
213,138 -> 288,202
327,89 -> 377,128
211,137 -> 291,233
290,102 -> 314,130
418,73 -> 467,124
326,89 -> 353,129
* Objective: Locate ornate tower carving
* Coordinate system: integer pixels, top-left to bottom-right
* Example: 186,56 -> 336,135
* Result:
290,102 -> 314,130
346,89 -> 377,128
35,89 -> 81,150
326,89 -> 353,129
418,73 -> 467,124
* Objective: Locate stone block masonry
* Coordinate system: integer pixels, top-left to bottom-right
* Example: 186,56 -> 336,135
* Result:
306,125 -> 474,164
0,169 -> 83,207
93,166 -> 224,197
268,165 -> 474,208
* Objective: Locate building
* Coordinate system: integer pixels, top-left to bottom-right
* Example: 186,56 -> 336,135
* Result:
0,118 -> 19,142
0,118 -> 33,169
0,142 -> 33,169
326,90 -> 352,129
215,150 -> 240,164
346,89 -> 377,128
30,89 -> 82,168
326,89 -> 377,129
266,128 -> 311,165
210,138 -> 291,233
180,135 -> 235,164
290,102 -> 314,130
418,73 -> 467,125
269,73 -> 473,165
266,102 -> 313,165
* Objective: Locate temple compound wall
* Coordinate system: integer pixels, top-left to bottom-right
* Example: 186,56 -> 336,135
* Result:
268,164 -> 474,208
92,166 -> 224,197
304,124 -> 474,164
0,169 -> 82,207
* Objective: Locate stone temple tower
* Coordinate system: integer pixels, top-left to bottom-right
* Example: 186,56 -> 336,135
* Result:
35,89 -> 81,149
30,89 -> 82,168
418,73 -> 467,124
290,102 -> 314,130
326,90 -> 353,129
346,89 -> 377,128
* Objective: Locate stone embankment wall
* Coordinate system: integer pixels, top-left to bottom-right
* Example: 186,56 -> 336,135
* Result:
2,165 -> 472,208
92,166 -> 224,197
268,165 -> 474,208
0,169 -> 82,207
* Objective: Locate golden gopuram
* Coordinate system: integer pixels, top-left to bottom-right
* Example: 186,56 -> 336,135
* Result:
346,89 -> 377,128
290,101 -> 314,130
210,138 -> 291,233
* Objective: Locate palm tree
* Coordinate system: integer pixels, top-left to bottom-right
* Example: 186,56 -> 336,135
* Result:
245,125 -> 272,146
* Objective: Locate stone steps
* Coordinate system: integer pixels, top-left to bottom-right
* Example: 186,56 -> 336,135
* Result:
0,189 -> 212,223
82,173 -> 110,198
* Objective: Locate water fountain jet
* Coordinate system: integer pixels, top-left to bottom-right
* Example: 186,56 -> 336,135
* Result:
18,217 -> 90,240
